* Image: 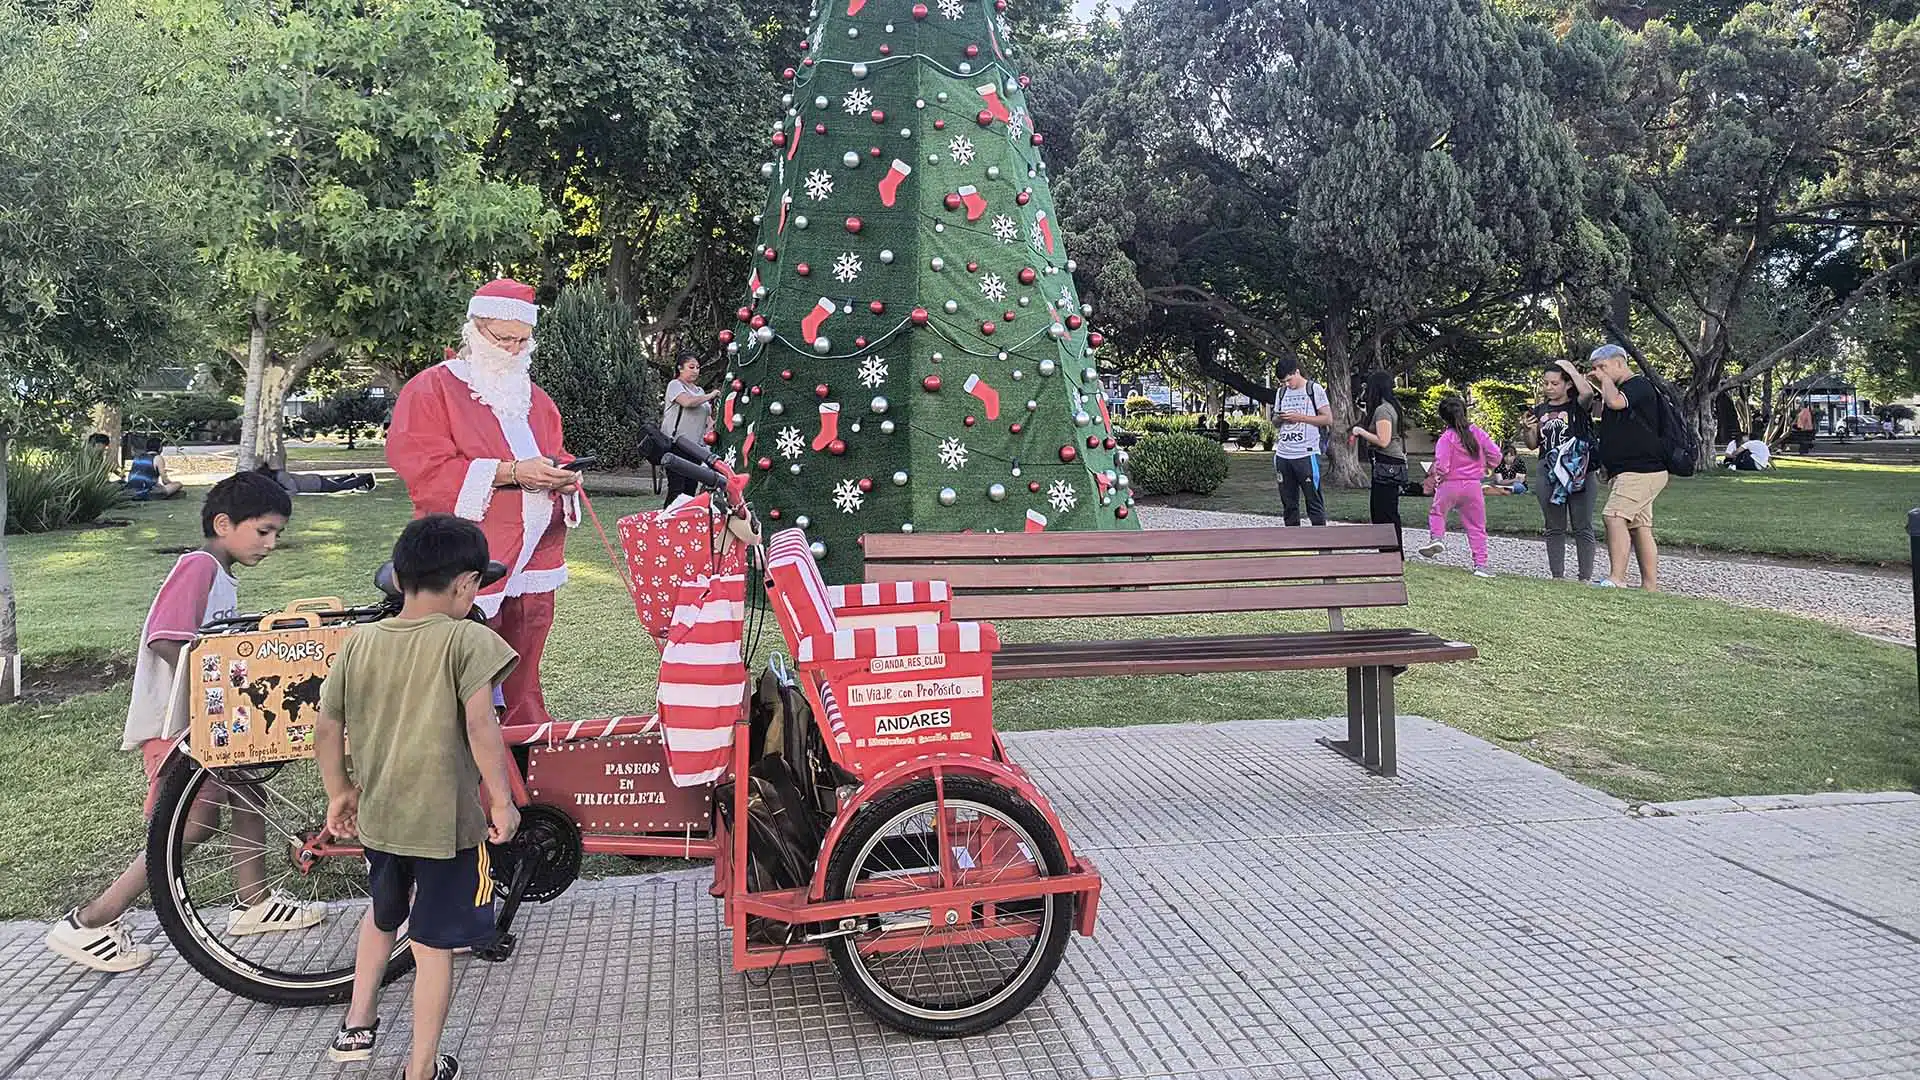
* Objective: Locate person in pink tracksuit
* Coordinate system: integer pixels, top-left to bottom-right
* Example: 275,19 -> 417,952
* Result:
1417,396 -> 1503,577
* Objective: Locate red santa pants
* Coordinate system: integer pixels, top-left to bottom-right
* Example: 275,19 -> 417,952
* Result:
489,592 -> 555,727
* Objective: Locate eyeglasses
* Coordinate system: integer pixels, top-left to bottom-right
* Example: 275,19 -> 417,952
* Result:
476,321 -> 532,349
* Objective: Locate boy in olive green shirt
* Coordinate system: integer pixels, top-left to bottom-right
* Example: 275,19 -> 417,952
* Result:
316,515 -> 519,1080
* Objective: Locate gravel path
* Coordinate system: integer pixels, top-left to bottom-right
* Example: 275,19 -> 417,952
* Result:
1139,505 -> 1916,646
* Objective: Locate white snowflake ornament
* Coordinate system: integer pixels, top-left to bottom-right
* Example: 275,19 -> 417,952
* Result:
939,0 -> 964,19
775,426 -> 805,460
804,168 -> 834,202
1047,479 -> 1079,514
979,273 -> 1007,302
938,437 -> 970,471
832,251 -> 864,283
842,87 -> 873,115
948,134 -> 975,166
858,356 -> 889,389
991,214 -> 1020,244
832,478 -> 865,514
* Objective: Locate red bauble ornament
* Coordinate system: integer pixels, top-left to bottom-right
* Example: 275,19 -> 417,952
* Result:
879,44 -> 891,56
976,109 -> 994,127
858,477 -> 874,493
1003,311 -> 1017,321
1103,437 -> 1117,450
731,378 -> 745,391
703,431 -> 719,445
803,57 -> 815,67
783,67 -> 796,80
845,216 -> 863,233
869,300 -> 885,314
911,307 -> 930,325
1019,267 -> 1037,285
780,369 -> 793,380
964,415 -> 976,427
814,122 -> 827,135
1089,332 -> 1106,348
795,263 -> 810,277
922,375 -> 943,392
1058,445 -> 1078,463
944,192 -> 963,211
750,314 -> 767,328
736,306 -> 753,322
757,457 -> 773,471
855,336 -> 868,347
772,132 -> 787,148
912,2 -> 928,17
934,119 -> 946,130
815,383 -> 830,398
1086,435 -> 1100,449
749,385 -> 763,396
1029,481 -> 1041,493
718,329 -> 734,344
763,247 -> 778,261
1016,190 -> 1031,206
1066,314 -> 1083,330
1018,73 -> 1030,87
1010,423 -> 1023,435
1031,133 -> 1045,146
828,439 -> 847,456
996,0 -> 1008,10
769,508 -> 782,520
965,44 -> 979,58
966,261 -> 979,273
981,321 -> 997,335
870,109 -> 885,124
1116,505 -> 1131,519
869,146 -> 883,158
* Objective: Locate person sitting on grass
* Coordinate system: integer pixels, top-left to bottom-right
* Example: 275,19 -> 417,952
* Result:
1484,439 -> 1528,495
317,514 -> 521,1080
124,436 -> 183,501
1722,431 -> 1772,471
44,472 -> 327,973
88,432 -> 120,477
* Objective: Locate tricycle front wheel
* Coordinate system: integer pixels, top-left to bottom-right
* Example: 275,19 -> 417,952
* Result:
823,775 -> 1072,1038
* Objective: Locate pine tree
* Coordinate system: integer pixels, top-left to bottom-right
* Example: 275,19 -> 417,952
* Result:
721,0 -> 1137,577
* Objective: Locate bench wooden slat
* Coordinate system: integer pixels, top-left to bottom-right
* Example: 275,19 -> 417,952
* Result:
862,524 -> 1400,561
999,628 -> 1445,661
867,551 -> 1406,591
994,639 -> 1476,680
948,580 -> 1409,621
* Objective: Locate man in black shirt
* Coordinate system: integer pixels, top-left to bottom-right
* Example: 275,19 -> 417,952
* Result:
1589,344 -> 1669,591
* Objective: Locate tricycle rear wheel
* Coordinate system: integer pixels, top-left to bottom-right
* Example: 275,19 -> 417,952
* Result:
823,775 -> 1071,1037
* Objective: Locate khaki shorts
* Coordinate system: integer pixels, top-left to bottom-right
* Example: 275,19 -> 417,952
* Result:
1604,470 -> 1669,529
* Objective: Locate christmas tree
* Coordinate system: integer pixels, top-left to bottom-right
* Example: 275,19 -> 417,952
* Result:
718,0 -> 1139,579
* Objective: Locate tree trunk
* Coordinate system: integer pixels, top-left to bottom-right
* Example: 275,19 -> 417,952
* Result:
90,403 -> 124,471
237,296 -> 269,471
1321,309 -> 1365,489
252,360 -> 293,468
609,234 -> 635,309
0,421 -> 18,703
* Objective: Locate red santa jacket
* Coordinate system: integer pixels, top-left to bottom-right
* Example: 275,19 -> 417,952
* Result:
386,361 -> 578,617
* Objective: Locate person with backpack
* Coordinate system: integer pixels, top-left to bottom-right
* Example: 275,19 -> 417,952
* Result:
1588,343 -> 1675,592
1520,359 -> 1598,582
1268,356 -> 1332,526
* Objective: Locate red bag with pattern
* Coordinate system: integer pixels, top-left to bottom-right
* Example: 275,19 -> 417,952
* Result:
618,494 -> 747,640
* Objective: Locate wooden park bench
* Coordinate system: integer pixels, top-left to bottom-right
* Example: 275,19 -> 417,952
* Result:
859,524 -> 1476,777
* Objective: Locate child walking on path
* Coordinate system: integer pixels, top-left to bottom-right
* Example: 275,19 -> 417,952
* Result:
1418,397 -> 1503,578
317,515 -> 521,1080
45,472 -> 327,973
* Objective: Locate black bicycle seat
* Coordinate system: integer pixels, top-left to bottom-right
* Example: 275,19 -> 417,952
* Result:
374,560 -> 507,599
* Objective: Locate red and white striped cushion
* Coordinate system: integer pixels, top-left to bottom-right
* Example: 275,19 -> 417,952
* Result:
501,715 -> 659,747
795,621 -> 1000,663
766,528 -> 838,649
656,573 -> 748,787
827,580 -> 951,610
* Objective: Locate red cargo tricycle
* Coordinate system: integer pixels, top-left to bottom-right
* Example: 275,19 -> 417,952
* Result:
144,460 -> 1101,1037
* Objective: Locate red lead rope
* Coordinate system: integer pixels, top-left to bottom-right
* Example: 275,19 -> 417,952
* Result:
577,488 -> 639,606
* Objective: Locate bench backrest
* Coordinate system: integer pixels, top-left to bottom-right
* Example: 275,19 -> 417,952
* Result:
862,524 -> 1406,625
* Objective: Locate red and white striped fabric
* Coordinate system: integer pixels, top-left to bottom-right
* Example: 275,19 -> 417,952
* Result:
826,579 -> 951,610
655,573 -> 747,787
795,621 -> 1000,663
766,528 -> 838,651
501,714 -> 659,747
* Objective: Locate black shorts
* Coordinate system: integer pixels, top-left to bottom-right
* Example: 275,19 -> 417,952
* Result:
366,845 -> 498,951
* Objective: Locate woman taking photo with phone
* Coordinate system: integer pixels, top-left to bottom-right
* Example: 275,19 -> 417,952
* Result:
1520,358 -> 1598,582
662,352 -> 721,507
1348,371 -> 1409,549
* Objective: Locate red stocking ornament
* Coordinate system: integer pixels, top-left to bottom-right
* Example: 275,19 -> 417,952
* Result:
812,402 -> 842,452
879,159 -> 911,207
956,185 -> 987,222
963,373 -> 1000,420
801,297 -> 836,344
977,82 -> 1011,124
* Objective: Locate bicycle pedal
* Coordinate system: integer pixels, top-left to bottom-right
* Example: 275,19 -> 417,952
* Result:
474,933 -> 516,962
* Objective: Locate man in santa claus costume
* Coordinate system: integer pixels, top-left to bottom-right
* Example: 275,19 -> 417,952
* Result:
387,279 -> 579,726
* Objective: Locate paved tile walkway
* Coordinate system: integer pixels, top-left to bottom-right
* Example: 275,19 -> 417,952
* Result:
4,718 -> 1917,1079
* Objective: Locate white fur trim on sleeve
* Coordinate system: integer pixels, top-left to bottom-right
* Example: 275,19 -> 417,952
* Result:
456,459 -> 500,522
562,490 -> 581,529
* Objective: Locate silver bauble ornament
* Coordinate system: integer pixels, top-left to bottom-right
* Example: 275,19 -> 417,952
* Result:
1038,358 -> 1057,376
753,326 -> 775,344
753,285 -> 768,300
937,91 -> 949,103
870,395 -> 889,413
1019,296 -> 1030,307
813,337 -> 831,354
944,300 -> 959,314
795,515 -> 811,529
849,421 -> 861,433
934,222 -> 946,233
1083,366 -> 1098,381
938,487 -> 957,506
987,165 -> 1000,180
851,63 -> 869,78
880,249 -> 895,263
892,470 -> 909,486
810,541 -> 827,558
901,522 -> 915,533
1010,369 -> 1023,381
1010,465 -> 1022,477
900,127 -> 912,138
880,419 -> 896,434
916,98 -> 926,109
843,151 -> 861,168
931,351 -> 944,362
988,483 -> 1007,501
930,257 -> 945,271
847,26 -> 858,37
768,400 -> 785,416
760,162 -> 775,178
726,342 -> 739,355
1067,259 -> 1079,273
792,214 -> 809,230
789,463 -> 802,475
1116,474 -> 1131,489
815,96 -> 829,108
1074,411 -> 1091,426
1025,399 -> 1038,412
958,62 -> 971,74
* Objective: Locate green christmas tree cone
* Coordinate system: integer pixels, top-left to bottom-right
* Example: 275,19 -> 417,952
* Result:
719,0 -> 1139,580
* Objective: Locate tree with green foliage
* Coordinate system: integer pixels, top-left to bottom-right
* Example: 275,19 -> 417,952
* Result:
210,0 -> 554,470
1064,0 -> 1620,485
293,389 -> 388,449
0,0 -> 229,699
530,284 -> 654,468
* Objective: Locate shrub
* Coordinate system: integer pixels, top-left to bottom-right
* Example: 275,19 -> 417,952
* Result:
1124,394 -> 1155,415
294,388 -> 387,448
125,393 -> 241,444
1122,413 -> 1200,437
1469,379 -> 1533,443
1128,433 -> 1230,496
6,445 -> 127,533
531,284 -> 652,468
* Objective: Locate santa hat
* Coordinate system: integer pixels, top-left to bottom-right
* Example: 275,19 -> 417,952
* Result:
468,278 -> 538,325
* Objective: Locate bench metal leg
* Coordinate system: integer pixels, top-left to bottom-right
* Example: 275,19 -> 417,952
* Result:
1318,665 -> 1398,778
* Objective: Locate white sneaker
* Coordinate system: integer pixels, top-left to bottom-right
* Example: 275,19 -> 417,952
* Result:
228,890 -> 329,936
1417,541 -> 1445,559
1592,578 -> 1620,589
1472,568 -> 1496,579
46,909 -> 154,973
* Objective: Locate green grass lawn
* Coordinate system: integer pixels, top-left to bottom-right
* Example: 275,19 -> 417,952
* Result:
1,485 -> 1914,919
1151,451 -> 1920,566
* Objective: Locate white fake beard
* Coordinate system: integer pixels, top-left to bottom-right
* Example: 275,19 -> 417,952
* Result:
459,321 -> 535,422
